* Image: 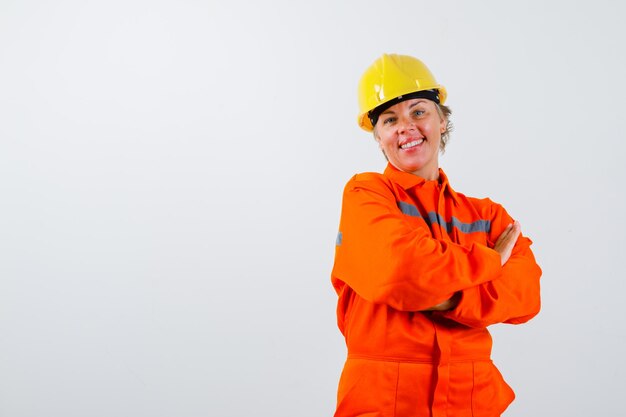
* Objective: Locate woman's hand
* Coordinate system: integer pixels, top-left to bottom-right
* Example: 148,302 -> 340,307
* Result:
425,222 -> 521,312
494,221 -> 521,266
424,222 -> 521,312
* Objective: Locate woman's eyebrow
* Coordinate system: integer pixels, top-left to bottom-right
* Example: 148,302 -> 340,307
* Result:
409,100 -> 427,108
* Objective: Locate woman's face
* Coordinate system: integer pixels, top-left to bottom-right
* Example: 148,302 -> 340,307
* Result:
374,98 -> 446,180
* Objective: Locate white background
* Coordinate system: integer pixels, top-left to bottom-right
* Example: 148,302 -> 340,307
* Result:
1,1 -> 625,416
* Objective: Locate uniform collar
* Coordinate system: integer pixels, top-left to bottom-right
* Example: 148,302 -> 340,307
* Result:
383,163 -> 461,204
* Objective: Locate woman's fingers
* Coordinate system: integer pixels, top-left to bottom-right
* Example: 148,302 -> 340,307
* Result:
495,221 -> 521,265
498,223 -> 513,240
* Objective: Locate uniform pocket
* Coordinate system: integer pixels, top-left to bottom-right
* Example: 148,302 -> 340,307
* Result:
335,358 -> 399,417
471,361 -> 515,417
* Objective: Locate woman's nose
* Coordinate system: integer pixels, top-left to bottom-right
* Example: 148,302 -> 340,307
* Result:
398,118 -> 416,133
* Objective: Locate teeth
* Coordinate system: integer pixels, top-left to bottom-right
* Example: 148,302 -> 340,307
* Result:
400,139 -> 424,149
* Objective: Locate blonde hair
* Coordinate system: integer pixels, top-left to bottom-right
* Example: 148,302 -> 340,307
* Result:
436,104 -> 453,153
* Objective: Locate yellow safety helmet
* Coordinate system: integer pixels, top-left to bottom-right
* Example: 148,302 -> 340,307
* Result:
357,54 -> 447,132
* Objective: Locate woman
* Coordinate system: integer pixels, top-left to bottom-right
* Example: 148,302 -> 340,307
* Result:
331,54 -> 542,417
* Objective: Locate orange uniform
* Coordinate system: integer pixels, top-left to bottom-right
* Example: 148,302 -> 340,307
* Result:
331,164 -> 541,417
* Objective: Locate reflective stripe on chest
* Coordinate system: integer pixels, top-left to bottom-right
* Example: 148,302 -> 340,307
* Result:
398,200 -> 491,234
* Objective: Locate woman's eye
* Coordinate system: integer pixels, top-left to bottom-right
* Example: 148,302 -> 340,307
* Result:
413,110 -> 424,116
383,117 -> 396,125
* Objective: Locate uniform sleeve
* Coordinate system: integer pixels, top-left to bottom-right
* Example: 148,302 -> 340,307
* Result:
331,176 -> 502,312
442,201 -> 542,328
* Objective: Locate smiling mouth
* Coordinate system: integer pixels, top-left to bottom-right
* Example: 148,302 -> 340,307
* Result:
399,139 -> 424,149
